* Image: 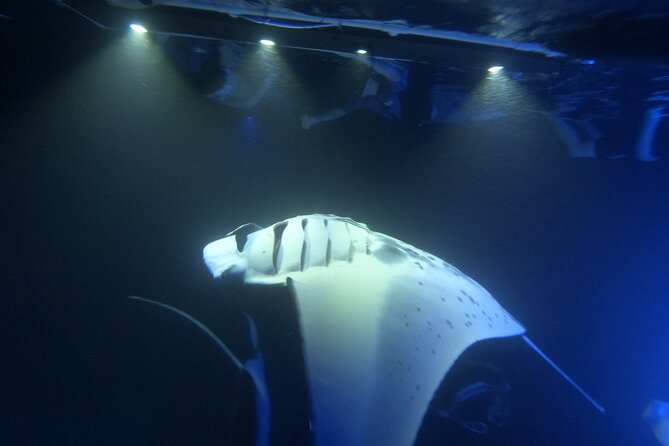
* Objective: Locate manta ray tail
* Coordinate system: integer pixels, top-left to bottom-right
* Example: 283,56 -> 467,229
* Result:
522,335 -> 605,413
128,296 -> 271,446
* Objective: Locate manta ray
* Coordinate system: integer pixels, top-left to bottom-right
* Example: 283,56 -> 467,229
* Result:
194,213 -> 604,446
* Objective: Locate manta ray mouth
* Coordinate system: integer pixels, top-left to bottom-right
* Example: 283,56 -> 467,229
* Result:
203,236 -> 247,279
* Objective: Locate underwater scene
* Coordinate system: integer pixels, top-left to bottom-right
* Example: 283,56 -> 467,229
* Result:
2,2 -> 669,445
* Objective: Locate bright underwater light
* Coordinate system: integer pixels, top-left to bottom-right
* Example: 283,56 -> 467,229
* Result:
487,66 -> 504,74
259,39 -> 275,46
356,48 -> 368,55
129,23 -> 148,33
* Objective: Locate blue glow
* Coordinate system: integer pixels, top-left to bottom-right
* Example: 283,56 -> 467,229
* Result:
242,116 -> 258,147
581,59 -> 596,65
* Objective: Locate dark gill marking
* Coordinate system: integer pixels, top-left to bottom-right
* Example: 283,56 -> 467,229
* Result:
300,219 -> 307,271
272,221 -> 287,273
326,237 -> 332,266
300,239 -> 306,272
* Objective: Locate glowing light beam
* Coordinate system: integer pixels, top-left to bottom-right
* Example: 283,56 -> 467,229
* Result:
129,23 -> 148,33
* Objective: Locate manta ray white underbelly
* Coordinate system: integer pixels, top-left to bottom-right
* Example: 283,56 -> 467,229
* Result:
202,214 -> 602,446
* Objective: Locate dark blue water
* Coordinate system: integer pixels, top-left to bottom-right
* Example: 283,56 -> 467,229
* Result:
2,5 -> 668,446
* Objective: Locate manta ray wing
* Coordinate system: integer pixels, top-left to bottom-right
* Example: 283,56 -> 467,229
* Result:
287,251 -> 524,446
204,214 -> 525,446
